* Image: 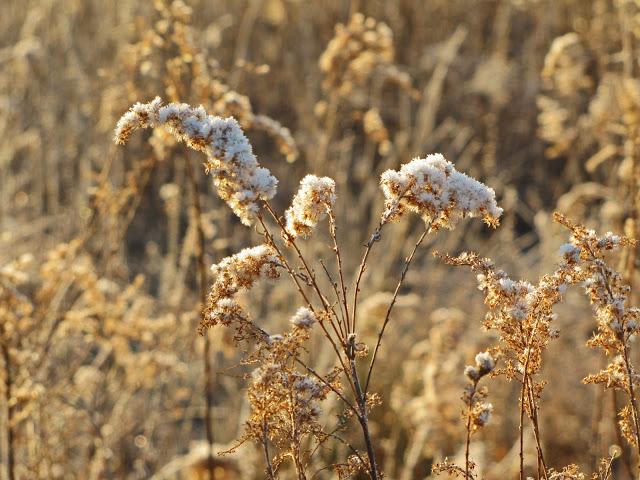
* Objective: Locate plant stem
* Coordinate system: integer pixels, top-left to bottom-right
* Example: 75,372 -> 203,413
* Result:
622,342 -> 640,457
328,210 -> 351,334
465,382 -> 477,480
519,374 -> 526,480
186,156 -> 215,480
525,379 -> 548,479
364,226 -> 429,394
262,420 -> 276,480
350,357 -> 380,480
1,340 -> 15,480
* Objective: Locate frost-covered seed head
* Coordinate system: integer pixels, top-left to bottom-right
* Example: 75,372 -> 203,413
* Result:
464,365 -> 480,382
475,351 -> 495,376
285,175 -> 336,240
475,403 -> 493,427
202,244 -> 280,332
114,97 -> 278,226
380,154 -> 502,230
289,307 -> 317,329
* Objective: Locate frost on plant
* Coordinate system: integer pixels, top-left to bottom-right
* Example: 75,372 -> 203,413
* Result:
284,174 -> 336,240
380,153 -> 503,230
231,316 -> 339,479
289,306 -> 317,329
201,244 -> 280,335
114,97 -> 278,225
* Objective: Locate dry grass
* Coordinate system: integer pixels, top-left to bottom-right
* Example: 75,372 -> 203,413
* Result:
3,0 -> 640,478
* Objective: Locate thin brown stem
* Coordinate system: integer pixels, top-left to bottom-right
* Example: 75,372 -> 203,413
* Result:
287,365 -> 307,480
263,202 -> 344,344
319,260 -> 348,340
465,381 -> 477,480
258,215 -> 314,309
1,339 -> 15,480
364,226 -> 430,394
309,430 -> 367,470
350,357 -> 380,480
257,215 -> 356,396
516,305 -> 549,480
262,420 -> 276,480
519,374 -> 526,480
328,210 -> 351,333
352,229 -> 381,334
525,378 -> 548,479
352,188 -> 410,334
622,342 -> 640,457
295,359 -> 358,416
185,156 -> 215,480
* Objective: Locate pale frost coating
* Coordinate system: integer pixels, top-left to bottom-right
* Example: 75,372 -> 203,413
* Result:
201,244 -> 280,333
209,244 -> 280,298
475,403 -> 493,427
114,97 -> 278,226
465,351 -> 496,381
380,153 -> 503,229
474,351 -> 495,375
289,307 -> 317,328
285,174 -> 336,239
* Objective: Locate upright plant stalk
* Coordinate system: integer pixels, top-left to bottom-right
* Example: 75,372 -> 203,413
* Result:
364,225 -> 430,394
1,339 -> 15,480
465,381 -> 477,480
262,420 -> 275,480
185,156 -> 215,480
518,318 -> 548,480
349,355 -> 380,480
114,99 -> 502,480
261,207 -> 381,479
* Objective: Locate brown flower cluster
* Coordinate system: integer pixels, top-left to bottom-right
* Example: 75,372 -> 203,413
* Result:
319,13 -> 394,96
237,314 -> 339,479
555,212 -> 640,448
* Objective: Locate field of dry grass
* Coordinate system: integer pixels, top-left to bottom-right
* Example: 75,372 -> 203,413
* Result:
3,0 -> 640,478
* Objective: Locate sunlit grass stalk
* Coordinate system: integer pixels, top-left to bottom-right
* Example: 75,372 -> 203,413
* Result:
1,337 -> 15,480
185,153 -> 216,480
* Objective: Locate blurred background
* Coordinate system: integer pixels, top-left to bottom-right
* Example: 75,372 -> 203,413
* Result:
2,0 -> 640,478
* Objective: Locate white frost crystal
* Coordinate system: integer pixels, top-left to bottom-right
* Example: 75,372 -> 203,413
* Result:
380,153 -> 502,229
115,97 -> 278,226
285,174 -> 336,239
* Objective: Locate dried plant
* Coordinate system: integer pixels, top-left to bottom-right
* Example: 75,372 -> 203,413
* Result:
432,351 -> 495,479
114,96 -> 502,478
9,1 -> 640,478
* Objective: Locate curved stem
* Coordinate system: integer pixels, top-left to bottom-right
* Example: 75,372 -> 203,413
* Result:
352,188 -> 410,334
364,226 -> 430,394
257,215 -> 357,397
263,203 -> 344,343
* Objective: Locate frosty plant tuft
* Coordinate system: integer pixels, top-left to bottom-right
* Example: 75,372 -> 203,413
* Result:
115,99 -> 501,480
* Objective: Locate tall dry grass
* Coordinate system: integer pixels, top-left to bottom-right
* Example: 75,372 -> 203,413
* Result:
3,0 -> 640,478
